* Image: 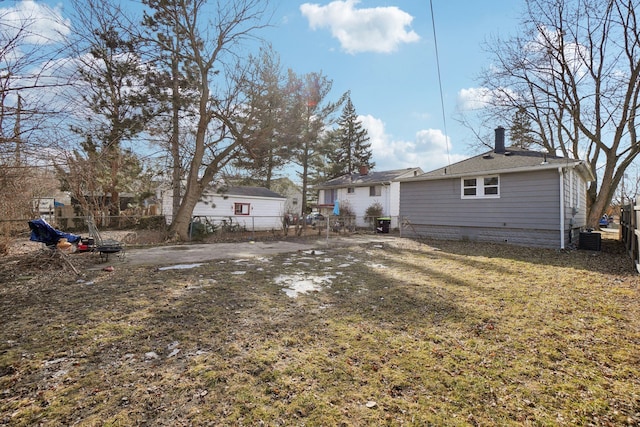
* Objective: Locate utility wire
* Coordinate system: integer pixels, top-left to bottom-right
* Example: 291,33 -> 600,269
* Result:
429,0 -> 451,166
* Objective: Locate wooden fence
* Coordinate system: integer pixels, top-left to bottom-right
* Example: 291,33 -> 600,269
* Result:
620,199 -> 640,273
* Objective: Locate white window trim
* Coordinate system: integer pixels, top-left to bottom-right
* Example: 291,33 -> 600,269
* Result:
461,175 -> 500,199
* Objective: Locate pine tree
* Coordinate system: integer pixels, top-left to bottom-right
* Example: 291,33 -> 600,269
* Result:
67,1 -> 153,217
232,46 -> 289,189
331,94 -> 374,175
510,106 -> 536,149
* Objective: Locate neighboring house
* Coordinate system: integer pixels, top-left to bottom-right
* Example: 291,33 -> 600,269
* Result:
160,184 -> 287,231
270,177 -> 303,218
315,166 -> 424,228
398,127 -> 595,249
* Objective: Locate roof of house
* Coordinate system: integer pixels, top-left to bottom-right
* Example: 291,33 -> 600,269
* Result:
400,147 -> 595,182
205,185 -> 285,199
316,167 -> 423,189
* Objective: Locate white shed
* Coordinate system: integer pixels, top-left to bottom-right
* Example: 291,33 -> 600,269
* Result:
160,185 -> 287,231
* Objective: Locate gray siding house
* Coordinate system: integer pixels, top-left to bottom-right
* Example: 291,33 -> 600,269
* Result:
399,128 -> 595,249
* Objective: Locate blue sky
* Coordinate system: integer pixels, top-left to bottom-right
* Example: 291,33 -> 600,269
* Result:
262,0 -> 525,172
3,0 -> 525,173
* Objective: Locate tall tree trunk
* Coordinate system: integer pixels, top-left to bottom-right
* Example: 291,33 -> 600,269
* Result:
168,73 -> 210,240
170,43 -> 181,222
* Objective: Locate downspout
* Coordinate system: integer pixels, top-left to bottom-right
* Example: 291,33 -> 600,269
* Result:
559,167 -> 565,249
380,180 -> 389,214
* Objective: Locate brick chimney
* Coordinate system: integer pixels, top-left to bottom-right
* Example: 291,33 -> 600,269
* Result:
359,165 -> 369,175
494,126 -> 505,154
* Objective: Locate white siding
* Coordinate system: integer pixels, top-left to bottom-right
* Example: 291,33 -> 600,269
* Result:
316,169 -> 421,229
338,185 -> 391,227
162,190 -> 285,230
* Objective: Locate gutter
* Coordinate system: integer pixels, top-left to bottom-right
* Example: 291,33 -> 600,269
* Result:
559,167 -> 565,249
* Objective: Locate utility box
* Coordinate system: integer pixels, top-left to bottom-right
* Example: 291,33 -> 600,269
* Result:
579,231 -> 601,251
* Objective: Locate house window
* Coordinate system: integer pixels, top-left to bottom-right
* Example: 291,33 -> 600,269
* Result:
234,203 -> 250,215
461,175 -> 500,199
347,187 -> 355,194
324,189 -> 336,204
369,186 -> 381,197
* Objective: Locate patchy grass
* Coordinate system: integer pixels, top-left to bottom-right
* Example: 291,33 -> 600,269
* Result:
1,237 -> 639,426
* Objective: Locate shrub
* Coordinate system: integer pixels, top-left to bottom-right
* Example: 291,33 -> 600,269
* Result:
136,215 -> 166,230
336,200 -> 355,217
364,202 -> 384,226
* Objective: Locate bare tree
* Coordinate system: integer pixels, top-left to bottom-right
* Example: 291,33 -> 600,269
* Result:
0,1 -> 72,242
472,0 -> 640,227
142,0 -> 199,219
0,1 -> 72,163
142,0 -> 270,240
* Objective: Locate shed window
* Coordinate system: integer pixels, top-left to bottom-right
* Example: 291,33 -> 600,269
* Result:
369,186 -> 381,197
347,187 -> 355,194
234,203 -> 250,215
461,175 -> 500,199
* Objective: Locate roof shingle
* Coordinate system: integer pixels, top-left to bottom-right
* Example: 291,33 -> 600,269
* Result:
317,168 -> 421,188
402,147 -> 592,181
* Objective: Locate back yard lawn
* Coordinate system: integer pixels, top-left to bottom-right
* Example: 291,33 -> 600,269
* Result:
1,236 -> 638,426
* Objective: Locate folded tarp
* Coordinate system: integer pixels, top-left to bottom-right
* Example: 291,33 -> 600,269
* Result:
28,218 -> 81,246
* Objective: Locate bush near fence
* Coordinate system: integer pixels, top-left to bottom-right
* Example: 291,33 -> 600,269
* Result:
52,215 -> 167,232
0,214 -> 402,252
187,215 -> 401,240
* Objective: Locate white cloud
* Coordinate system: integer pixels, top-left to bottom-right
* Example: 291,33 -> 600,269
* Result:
0,0 -> 71,45
457,86 -> 519,111
360,115 -> 465,172
300,0 -> 420,54
457,87 -> 492,111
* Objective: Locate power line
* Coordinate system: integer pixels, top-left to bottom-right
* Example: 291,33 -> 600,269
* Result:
429,0 -> 451,166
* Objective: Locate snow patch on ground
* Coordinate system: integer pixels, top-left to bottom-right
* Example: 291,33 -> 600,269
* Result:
275,274 -> 335,298
158,263 -> 203,270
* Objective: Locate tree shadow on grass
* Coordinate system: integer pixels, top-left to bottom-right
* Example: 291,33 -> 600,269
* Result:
4,237 -> 636,425
400,236 -> 634,276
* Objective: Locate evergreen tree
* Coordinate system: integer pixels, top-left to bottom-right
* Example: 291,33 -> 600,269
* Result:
232,46 -> 289,189
142,0 -> 199,218
287,71 -> 346,217
67,0 -> 153,217
331,94 -> 374,175
510,107 -> 536,149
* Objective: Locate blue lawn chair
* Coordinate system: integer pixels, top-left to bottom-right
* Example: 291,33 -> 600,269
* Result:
28,218 -> 81,274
